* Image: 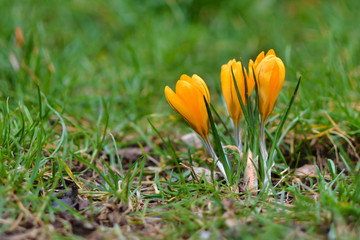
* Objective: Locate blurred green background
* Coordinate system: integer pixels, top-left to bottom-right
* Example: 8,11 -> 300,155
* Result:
1,0 -> 359,132
1,1 -> 359,238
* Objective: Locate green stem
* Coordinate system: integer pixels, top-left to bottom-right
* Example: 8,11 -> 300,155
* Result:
204,138 -> 229,185
260,121 -> 270,188
234,123 -> 242,151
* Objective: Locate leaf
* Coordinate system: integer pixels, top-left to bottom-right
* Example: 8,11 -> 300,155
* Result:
204,96 -> 233,185
268,77 -> 302,169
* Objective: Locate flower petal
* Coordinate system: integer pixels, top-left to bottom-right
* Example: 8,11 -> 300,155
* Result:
257,54 -> 285,121
165,86 -> 196,130
176,80 -> 209,138
266,49 -> 276,57
180,74 -> 210,103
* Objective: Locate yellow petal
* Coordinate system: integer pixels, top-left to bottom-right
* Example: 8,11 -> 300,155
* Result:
254,51 -> 265,68
165,86 -> 195,128
247,59 -> 255,88
266,49 -> 276,57
175,80 -> 209,138
180,74 -> 210,103
256,55 -> 285,121
221,59 -> 253,125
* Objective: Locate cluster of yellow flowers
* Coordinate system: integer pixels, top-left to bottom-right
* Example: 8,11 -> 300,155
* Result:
164,49 -> 285,184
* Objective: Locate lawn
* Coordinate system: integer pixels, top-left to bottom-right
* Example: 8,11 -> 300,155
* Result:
0,0 -> 359,239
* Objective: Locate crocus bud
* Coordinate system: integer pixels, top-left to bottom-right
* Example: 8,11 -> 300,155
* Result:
165,74 -> 210,140
254,50 -> 285,122
221,59 -> 255,129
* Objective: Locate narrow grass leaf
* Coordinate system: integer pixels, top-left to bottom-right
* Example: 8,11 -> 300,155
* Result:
204,96 -> 232,185
268,77 -> 301,169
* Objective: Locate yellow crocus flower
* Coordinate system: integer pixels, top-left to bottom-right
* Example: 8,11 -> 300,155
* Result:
248,49 -> 276,87
164,74 -> 210,140
221,59 -> 255,130
251,50 -> 285,122
250,50 -> 285,188
165,74 -> 229,183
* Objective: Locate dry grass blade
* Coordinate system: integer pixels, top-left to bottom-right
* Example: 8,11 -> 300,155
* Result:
244,150 -> 258,194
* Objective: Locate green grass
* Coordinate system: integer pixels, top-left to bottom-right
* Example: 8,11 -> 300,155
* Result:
0,0 -> 359,239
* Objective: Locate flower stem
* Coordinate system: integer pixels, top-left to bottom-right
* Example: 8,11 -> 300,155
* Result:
234,124 -> 242,151
204,138 -> 229,185
259,122 -> 270,189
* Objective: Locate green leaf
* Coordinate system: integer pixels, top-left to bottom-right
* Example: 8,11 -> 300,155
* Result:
267,77 -> 302,169
204,96 -> 233,185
